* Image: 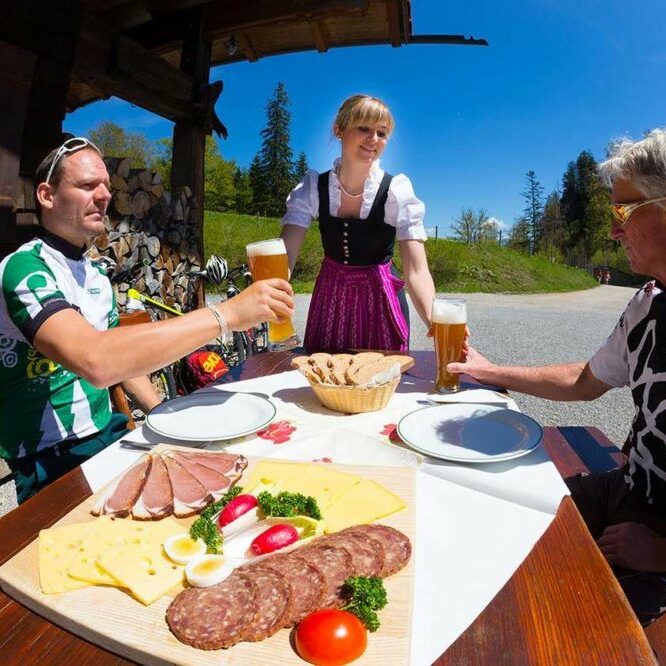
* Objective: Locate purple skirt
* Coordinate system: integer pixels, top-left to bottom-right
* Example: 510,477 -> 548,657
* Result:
304,257 -> 409,353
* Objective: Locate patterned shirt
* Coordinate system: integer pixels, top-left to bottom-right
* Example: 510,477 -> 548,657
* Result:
0,231 -> 118,459
589,281 -> 666,509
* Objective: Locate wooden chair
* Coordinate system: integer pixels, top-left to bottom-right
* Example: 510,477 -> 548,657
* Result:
109,310 -> 152,430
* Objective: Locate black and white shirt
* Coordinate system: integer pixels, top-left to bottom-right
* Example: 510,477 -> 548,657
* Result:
589,281 -> 666,510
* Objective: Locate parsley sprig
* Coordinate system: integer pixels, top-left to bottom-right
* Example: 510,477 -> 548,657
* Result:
341,576 -> 388,632
256,490 -> 321,520
189,486 -> 243,554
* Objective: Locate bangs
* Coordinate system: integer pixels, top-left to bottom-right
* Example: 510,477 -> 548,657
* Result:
347,98 -> 394,133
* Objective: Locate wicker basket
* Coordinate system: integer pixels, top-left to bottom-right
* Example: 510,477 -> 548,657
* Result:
308,376 -> 400,414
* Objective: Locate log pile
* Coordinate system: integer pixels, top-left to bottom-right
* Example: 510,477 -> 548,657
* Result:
87,157 -> 202,316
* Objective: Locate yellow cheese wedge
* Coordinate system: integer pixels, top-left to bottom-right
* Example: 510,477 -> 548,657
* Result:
39,522 -> 95,594
97,542 -> 184,605
243,460 -> 306,493
279,465 -> 361,511
323,479 -> 406,533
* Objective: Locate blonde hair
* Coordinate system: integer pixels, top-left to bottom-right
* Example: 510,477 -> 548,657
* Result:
333,95 -> 395,136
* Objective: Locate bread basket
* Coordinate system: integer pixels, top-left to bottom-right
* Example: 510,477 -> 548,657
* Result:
308,376 -> 400,414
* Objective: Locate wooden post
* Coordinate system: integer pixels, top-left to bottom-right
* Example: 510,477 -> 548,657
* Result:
171,7 -> 210,309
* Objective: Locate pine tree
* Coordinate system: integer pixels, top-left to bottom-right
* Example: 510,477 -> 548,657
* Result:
233,167 -> 254,213
521,170 -> 544,254
294,151 -> 309,180
540,191 -> 567,261
249,154 -> 266,215
203,137 -> 236,212
254,82 -> 296,217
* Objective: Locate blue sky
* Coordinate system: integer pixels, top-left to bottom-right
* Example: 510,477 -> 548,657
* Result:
65,0 -> 666,235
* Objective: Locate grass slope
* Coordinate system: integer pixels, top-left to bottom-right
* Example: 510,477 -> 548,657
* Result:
204,211 -> 596,294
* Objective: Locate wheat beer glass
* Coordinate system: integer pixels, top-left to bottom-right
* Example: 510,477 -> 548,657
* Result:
246,238 -> 299,351
432,297 -> 467,392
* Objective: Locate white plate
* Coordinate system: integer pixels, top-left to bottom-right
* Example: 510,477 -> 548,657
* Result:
397,404 -> 542,463
146,391 -> 276,442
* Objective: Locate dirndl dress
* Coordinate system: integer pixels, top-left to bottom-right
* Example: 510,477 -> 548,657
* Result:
303,170 -> 410,353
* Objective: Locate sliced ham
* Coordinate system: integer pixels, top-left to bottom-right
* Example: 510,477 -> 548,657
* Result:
91,455 -> 151,518
168,452 -> 232,500
162,455 -> 212,518
132,454 -> 174,520
177,451 -> 248,480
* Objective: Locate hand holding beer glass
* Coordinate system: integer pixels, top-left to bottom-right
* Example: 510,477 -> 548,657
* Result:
432,297 -> 467,392
246,238 -> 300,351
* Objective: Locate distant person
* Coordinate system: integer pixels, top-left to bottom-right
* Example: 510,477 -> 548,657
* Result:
447,128 -> 666,625
596,269 -> 603,284
280,94 -> 437,353
604,269 -> 611,285
0,137 -> 294,503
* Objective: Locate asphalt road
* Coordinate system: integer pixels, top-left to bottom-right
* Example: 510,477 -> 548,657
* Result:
0,285 -> 637,518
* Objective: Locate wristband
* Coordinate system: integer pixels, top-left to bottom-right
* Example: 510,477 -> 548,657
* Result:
208,305 -> 228,339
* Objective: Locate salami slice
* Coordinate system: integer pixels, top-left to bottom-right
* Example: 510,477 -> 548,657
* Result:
246,553 -> 324,626
238,566 -> 292,641
166,573 -> 258,650
296,544 -> 354,609
323,532 -> 384,577
343,524 -> 411,576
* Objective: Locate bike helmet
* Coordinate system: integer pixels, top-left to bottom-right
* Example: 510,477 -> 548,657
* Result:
204,255 -> 228,285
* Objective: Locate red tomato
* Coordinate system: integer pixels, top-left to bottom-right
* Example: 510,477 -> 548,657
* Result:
217,494 -> 258,527
295,609 -> 367,666
250,523 -> 299,555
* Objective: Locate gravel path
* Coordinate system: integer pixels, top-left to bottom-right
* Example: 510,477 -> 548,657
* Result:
0,285 -> 636,518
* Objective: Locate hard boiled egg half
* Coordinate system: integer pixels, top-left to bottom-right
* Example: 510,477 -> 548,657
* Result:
185,555 -> 235,587
163,533 -> 206,565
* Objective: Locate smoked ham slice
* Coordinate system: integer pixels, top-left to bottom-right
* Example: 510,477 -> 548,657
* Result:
177,451 -> 247,480
132,454 -> 174,520
168,452 -> 232,500
162,455 -> 212,518
91,455 -> 152,518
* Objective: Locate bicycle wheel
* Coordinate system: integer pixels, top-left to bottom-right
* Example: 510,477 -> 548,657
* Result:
232,331 -> 249,365
150,366 -> 177,402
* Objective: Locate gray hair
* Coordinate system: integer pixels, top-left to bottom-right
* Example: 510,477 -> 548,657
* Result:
598,128 -> 666,201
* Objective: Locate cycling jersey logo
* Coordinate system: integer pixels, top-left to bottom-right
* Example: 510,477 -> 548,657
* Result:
26,348 -> 59,380
0,334 -> 18,368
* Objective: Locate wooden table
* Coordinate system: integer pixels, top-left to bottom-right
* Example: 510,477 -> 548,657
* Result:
0,351 -> 657,665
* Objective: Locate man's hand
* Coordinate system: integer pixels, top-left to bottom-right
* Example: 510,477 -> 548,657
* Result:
597,522 -> 666,571
220,278 -> 294,331
446,345 -> 493,382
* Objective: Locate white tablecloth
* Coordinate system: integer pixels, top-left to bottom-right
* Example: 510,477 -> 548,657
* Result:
82,371 -> 569,665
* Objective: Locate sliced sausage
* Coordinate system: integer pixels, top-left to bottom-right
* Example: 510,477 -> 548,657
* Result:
295,544 -> 354,609
322,532 -> 384,577
342,524 -> 412,576
238,566 -> 292,641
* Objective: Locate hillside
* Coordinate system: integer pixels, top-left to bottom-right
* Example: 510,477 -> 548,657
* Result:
204,212 -> 597,294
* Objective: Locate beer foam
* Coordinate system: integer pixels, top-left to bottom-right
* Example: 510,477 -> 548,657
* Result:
246,238 -> 286,257
432,300 -> 467,324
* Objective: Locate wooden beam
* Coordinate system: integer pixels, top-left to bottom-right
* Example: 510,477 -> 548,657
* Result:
236,33 -> 259,62
309,20 -> 329,52
71,15 -> 196,122
385,0 -> 402,47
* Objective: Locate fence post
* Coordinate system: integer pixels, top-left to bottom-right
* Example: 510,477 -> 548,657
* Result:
435,225 -> 438,240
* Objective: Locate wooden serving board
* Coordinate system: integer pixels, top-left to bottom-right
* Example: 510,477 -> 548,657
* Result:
0,446 -> 416,665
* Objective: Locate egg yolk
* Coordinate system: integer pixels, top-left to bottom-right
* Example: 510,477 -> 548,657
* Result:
194,558 -> 224,575
173,538 -> 201,556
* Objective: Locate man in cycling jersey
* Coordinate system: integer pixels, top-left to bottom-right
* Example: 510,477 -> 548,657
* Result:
0,137 -> 294,503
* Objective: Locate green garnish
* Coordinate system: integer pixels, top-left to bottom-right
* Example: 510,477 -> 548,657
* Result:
341,576 -> 388,632
189,486 -> 243,553
256,490 -> 321,520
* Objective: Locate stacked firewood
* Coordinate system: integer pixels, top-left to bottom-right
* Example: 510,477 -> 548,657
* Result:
86,157 -> 202,315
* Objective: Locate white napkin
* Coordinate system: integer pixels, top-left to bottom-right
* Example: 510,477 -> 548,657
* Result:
427,388 -> 513,405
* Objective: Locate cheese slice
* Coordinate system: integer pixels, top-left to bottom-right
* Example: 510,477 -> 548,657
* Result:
243,460 -> 306,493
279,465 -> 360,511
97,542 -> 184,605
39,522 -> 95,594
323,479 -> 406,533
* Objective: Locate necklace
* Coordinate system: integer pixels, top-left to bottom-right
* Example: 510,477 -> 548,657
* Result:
336,169 -> 364,198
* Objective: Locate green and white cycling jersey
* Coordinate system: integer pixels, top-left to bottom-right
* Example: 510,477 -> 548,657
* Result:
0,232 -> 119,459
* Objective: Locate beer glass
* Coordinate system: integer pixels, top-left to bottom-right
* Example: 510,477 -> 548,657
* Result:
246,238 -> 299,351
432,297 -> 467,392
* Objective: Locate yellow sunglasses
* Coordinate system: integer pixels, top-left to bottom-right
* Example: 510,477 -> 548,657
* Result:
611,195 -> 666,225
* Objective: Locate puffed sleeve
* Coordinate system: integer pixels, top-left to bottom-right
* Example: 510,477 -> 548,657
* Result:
384,174 -> 427,241
281,169 -> 320,229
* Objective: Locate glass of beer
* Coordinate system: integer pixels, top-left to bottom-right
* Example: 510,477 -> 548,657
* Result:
432,297 -> 467,392
246,238 -> 299,351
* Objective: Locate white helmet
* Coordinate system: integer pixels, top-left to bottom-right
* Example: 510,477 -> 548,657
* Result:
204,255 -> 227,285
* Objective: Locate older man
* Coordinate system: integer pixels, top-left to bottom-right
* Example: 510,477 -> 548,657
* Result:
0,137 -> 293,503
448,128 -> 666,624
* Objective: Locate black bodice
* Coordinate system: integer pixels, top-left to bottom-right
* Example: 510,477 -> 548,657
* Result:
317,170 -> 395,266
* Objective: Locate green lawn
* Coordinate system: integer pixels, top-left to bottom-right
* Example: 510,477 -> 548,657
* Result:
204,211 -> 597,294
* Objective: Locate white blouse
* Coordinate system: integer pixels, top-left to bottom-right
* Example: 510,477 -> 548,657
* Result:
281,159 -> 427,242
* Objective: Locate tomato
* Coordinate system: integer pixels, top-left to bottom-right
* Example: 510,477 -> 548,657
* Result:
217,494 -> 258,527
295,609 -> 367,666
250,523 -> 299,555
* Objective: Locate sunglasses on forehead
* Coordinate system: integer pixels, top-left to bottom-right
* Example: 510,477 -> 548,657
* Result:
45,137 -> 102,185
611,195 -> 666,225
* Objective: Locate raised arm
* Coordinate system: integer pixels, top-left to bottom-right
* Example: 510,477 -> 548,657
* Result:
447,346 -> 612,401
398,239 -> 435,329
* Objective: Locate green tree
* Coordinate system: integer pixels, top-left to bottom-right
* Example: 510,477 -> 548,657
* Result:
233,167 -> 254,213
539,190 -> 567,261
521,170 -> 544,254
89,121 -> 154,167
508,216 -> 531,253
294,151 -> 309,180
203,137 -> 236,212
249,154 -> 266,214
253,82 -> 296,216
151,137 -> 172,185
452,208 -> 490,244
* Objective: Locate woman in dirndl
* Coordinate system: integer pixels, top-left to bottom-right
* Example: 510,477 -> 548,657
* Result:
280,94 -> 436,353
